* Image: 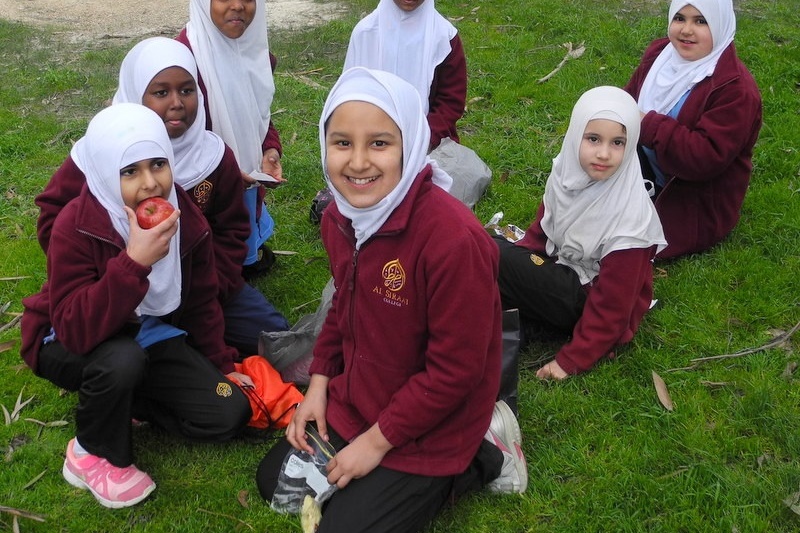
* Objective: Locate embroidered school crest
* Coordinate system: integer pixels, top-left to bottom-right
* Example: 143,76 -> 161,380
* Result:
193,180 -> 213,213
530,253 -> 545,266
382,259 -> 405,292
216,382 -> 233,397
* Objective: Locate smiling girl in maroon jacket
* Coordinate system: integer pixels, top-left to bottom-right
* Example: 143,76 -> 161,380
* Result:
624,0 -> 762,260
256,68 -> 527,533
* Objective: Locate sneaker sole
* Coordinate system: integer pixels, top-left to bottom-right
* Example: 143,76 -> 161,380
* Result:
494,400 -> 528,493
62,460 -> 156,509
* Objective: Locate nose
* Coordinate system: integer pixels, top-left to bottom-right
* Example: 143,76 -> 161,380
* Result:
349,145 -> 370,172
230,0 -> 244,10
169,91 -> 184,110
141,169 -> 159,192
597,143 -> 610,160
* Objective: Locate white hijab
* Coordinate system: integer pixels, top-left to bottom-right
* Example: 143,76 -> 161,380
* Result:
71,103 -> 182,317
186,0 -> 274,176
320,67 -> 452,249
638,0 -> 736,114
540,86 -> 667,285
112,37 -> 224,191
343,0 -> 457,114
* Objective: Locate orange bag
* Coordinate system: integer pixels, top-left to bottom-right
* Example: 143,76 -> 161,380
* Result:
232,355 -> 304,430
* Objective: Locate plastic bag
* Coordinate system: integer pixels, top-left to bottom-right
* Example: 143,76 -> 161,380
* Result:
259,278 -> 336,385
271,425 -> 338,515
428,137 -> 492,210
231,356 -> 304,430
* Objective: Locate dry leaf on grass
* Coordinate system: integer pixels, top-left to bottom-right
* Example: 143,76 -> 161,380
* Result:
784,488 -> 800,516
652,371 -> 674,411
237,490 -> 249,508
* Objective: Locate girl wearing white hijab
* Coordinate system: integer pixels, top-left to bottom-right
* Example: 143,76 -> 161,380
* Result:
256,68 -> 526,531
343,0 -> 467,150
180,0 -> 282,273
113,36 -> 290,356
496,86 -> 666,380
21,103 -> 251,509
624,0 -> 762,260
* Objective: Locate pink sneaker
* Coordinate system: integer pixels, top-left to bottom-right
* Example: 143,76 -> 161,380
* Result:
62,438 -> 155,508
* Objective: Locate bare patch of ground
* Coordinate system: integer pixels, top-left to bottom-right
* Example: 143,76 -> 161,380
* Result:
0,0 -> 346,41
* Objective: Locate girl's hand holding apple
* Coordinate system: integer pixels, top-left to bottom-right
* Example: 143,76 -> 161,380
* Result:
124,202 -> 180,267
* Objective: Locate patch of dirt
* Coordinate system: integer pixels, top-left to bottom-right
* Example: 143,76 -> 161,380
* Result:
0,0 -> 346,42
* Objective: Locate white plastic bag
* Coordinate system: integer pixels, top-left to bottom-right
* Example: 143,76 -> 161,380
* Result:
428,137 -> 492,209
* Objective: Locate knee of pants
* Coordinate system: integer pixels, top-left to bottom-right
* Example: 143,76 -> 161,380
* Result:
215,387 -> 252,439
83,338 -> 147,392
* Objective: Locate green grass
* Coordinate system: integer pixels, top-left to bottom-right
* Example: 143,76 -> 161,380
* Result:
2,0 -> 800,531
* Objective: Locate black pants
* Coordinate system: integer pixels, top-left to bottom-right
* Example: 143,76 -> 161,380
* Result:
256,425 -> 503,533
494,236 -> 586,333
37,335 -> 251,467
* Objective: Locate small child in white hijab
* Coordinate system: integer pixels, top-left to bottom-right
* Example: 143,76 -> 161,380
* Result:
624,0 -> 762,260
21,103 -> 251,509
496,86 -> 666,380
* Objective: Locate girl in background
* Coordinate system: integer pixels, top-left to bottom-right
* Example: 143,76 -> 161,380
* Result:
178,0 -> 285,277
624,0 -> 762,260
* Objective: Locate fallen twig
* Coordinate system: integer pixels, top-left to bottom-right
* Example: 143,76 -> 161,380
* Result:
690,319 -> 800,364
537,41 -> 585,83
197,508 -> 254,530
0,314 -> 22,334
0,505 -> 46,522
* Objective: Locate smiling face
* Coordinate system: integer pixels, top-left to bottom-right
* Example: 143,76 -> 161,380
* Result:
120,158 -> 174,210
141,67 -> 198,139
668,4 -> 713,61
324,101 -> 403,209
210,0 -> 256,39
578,119 -> 627,182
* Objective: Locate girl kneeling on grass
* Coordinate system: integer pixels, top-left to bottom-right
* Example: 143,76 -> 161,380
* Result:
256,67 -> 528,533
495,86 -> 667,380
21,103 -> 252,509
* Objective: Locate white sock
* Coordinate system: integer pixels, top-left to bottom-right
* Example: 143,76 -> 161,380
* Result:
72,438 -> 89,457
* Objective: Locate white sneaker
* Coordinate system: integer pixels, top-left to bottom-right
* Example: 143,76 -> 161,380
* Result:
484,400 -> 528,493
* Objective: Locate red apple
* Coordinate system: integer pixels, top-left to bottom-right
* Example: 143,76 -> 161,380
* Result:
135,196 -> 175,229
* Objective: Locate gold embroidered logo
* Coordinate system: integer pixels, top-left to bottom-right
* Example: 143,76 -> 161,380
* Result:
193,180 -> 213,213
382,259 -> 405,292
216,382 -> 233,397
530,254 -> 545,266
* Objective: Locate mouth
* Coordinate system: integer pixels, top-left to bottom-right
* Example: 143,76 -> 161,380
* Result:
346,175 -> 379,186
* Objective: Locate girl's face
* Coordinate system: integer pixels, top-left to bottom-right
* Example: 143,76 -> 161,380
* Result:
141,67 -> 199,139
120,158 -> 174,210
325,101 -> 403,209
210,0 -> 256,39
668,4 -> 713,61
393,0 -> 425,12
578,119 -> 627,182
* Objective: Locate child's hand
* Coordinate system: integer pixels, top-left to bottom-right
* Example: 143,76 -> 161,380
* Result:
261,148 -> 287,187
287,374 -> 330,454
536,359 -> 569,381
226,371 -> 254,389
326,424 -> 392,489
123,205 -> 180,267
